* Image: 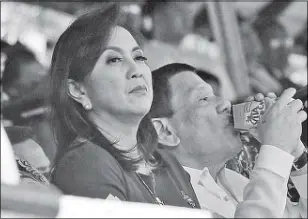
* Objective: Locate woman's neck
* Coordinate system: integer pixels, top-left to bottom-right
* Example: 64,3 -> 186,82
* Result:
89,110 -> 140,151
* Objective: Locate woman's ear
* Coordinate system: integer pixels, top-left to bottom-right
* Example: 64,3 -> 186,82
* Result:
67,79 -> 92,110
151,118 -> 180,147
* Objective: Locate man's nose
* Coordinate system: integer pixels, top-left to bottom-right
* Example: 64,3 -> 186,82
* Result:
216,98 -> 231,114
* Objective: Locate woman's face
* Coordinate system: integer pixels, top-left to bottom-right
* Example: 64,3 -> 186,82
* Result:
84,26 -> 153,118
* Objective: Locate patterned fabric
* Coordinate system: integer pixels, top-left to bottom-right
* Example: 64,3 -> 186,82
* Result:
226,133 -> 260,179
226,133 -> 301,203
15,156 -> 49,185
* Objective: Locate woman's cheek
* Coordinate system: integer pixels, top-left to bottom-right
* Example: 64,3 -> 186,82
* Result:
142,66 -> 152,83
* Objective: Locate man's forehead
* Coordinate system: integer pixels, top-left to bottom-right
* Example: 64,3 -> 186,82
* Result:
169,71 -> 205,93
168,71 -> 209,109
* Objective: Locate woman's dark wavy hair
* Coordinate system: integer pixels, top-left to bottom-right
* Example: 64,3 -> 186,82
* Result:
49,3 -> 158,171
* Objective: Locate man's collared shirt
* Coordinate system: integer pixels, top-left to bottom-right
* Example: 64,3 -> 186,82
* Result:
183,166 -> 238,218
184,145 -> 307,218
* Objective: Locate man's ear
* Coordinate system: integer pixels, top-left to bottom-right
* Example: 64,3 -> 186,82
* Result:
151,118 -> 180,147
67,79 -> 91,108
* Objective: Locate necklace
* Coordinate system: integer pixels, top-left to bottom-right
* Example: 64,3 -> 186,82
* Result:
165,168 -> 197,208
136,172 -> 164,206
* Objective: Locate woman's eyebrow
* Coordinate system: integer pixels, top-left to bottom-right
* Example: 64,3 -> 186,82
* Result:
103,46 -> 142,53
132,46 -> 142,52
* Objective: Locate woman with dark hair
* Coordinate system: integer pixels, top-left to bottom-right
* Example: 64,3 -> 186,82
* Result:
49,3 -> 199,209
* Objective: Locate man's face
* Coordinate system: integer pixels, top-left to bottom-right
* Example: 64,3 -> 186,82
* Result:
168,71 -> 242,165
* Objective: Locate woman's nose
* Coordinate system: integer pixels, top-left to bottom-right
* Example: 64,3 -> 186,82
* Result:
127,60 -> 142,79
216,99 -> 231,114
130,71 -> 142,79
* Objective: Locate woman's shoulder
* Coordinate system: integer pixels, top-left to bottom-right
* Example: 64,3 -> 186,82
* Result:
51,139 -> 128,199
155,147 -> 201,208
156,147 -> 193,180
155,147 -> 187,176
156,147 -> 180,165
66,138 -> 117,160
54,139 -> 124,176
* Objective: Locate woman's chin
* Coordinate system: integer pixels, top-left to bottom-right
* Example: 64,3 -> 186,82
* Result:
128,95 -> 152,111
130,103 -> 152,116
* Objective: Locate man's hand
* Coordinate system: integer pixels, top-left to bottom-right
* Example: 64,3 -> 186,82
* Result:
246,90 -> 307,158
245,92 -> 276,142
245,92 -> 277,102
256,88 -> 307,156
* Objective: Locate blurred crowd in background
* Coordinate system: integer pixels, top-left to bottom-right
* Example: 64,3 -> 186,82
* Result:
1,1 -> 307,180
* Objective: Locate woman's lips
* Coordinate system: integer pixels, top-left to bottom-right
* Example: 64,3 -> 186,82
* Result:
129,85 -> 148,94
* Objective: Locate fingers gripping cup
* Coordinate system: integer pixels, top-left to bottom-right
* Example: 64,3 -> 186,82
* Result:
232,100 -> 268,131
233,99 -> 303,203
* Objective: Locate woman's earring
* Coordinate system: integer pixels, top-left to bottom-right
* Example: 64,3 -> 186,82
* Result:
84,104 -> 92,111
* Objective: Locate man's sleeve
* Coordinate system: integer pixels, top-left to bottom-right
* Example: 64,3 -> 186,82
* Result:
235,145 -> 294,218
285,171 -> 308,218
283,197 -> 307,218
